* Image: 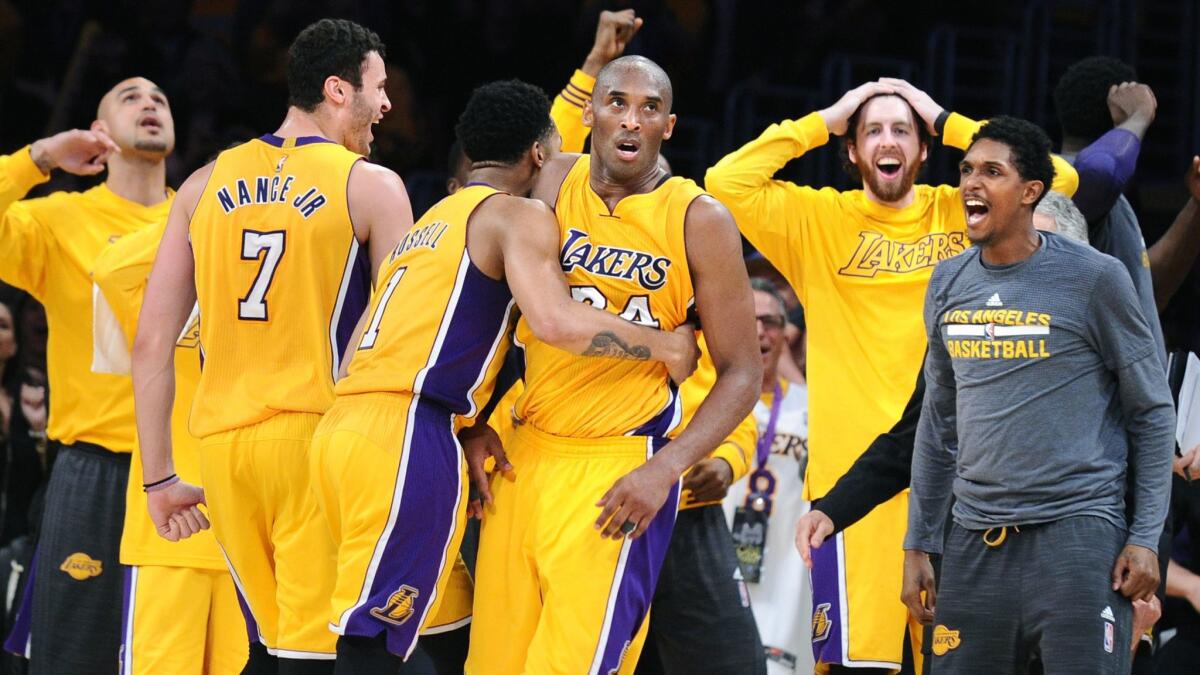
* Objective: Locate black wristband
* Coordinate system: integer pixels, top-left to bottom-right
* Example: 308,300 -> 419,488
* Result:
142,473 -> 178,490
934,109 -> 951,137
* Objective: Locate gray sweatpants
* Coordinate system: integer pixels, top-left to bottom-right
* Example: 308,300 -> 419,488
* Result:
932,516 -> 1132,674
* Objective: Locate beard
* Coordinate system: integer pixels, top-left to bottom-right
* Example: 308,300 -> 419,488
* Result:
858,154 -> 921,203
134,139 -> 169,154
348,92 -> 376,155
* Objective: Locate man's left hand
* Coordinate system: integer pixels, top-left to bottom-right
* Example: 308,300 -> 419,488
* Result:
1112,544 -> 1160,601
682,458 -> 733,502
595,459 -> 677,540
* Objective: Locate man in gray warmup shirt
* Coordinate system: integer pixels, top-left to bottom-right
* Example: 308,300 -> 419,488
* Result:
901,116 -> 1175,674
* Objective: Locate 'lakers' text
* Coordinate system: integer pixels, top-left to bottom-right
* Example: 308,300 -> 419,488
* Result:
560,228 -> 671,290
214,175 -> 330,219
838,231 -> 967,278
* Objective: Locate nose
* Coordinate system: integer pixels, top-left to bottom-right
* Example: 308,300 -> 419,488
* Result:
620,106 -> 640,131
380,92 -> 392,114
962,170 -> 983,191
755,318 -> 767,340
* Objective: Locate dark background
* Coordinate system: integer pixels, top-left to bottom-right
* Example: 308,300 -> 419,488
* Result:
0,0 -> 1195,350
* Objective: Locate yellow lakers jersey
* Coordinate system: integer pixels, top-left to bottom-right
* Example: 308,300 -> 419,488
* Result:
189,135 -> 368,437
337,185 -> 515,419
514,155 -> 703,438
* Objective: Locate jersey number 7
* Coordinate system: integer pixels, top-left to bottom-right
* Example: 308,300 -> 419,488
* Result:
238,230 -> 286,321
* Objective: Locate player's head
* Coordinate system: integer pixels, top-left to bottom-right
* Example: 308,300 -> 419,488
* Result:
1054,56 -> 1136,142
586,55 -> 676,182
94,77 -> 174,159
1033,191 -> 1089,245
842,94 -> 929,203
455,79 -> 559,187
287,18 -> 389,155
751,277 -> 788,370
960,116 -> 1055,247
445,140 -> 473,194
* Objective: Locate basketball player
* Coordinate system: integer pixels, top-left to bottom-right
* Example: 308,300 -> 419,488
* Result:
0,76 -> 172,672
722,278 -> 812,675
310,77 -> 697,672
132,19 -> 409,673
706,78 -> 1078,672
92,223 -> 247,674
467,55 -> 762,674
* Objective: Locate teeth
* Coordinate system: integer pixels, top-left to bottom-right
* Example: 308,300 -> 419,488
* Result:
966,199 -> 985,207
878,159 -> 900,167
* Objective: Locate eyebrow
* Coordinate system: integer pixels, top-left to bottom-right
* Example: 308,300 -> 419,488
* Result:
604,89 -> 664,103
117,86 -> 167,98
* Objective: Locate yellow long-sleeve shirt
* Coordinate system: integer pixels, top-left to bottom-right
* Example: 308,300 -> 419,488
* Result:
705,112 -> 1078,499
92,222 -> 224,569
0,147 -> 172,453
550,70 -> 596,153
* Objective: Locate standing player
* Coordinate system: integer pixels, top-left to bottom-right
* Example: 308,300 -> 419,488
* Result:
92,223 -> 246,675
310,78 -> 698,672
723,278 -> 812,674
132,19 -> 410,673
706,79 -> 1078,672
467,56 -> 762,674
0,77 -> 172,673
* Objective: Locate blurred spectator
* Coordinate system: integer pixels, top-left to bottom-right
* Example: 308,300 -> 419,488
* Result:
0,286 -> 45,546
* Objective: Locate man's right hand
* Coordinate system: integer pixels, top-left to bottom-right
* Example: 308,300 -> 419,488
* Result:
459,423 -> 513,519
29,129 -> 121,176
901,549 -> 937,624
665,324 -> 700,384
147,481 -> 209,542
878,78 -> 945,135
1107,82 -> 1156,138
819,81 -> 895,136
582,9 -> 643,76
794,509 -> 835,569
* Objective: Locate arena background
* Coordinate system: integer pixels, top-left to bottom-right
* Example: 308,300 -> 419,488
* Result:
1,0 -> 1195,349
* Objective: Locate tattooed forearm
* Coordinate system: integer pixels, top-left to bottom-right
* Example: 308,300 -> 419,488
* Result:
582,331 -> 651,360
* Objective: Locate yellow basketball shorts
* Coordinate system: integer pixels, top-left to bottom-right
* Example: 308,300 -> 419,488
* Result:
810,490 -> 923,671
423,554 -> 473,636
467,424 -> 681,675
310,392 -> 469,660
199,411 -> 337,660
119,565 -> 247,675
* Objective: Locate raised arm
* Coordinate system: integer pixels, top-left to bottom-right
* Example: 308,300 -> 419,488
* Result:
487,197 -> 697,380
550,9 -> 642,153
132,163 -> 209,542
0,130 -> 119,296
1146,156 -> 1200,310
1071,82 -> 1155,222
594,196 -> 761,540
881,78 -> 1079,197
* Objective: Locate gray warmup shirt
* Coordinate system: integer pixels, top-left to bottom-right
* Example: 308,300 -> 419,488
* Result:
905,232 -> 1175,554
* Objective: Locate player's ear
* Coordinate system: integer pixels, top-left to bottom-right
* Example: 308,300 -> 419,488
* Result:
531,141 -> 546,169
919,140 -> 928,164
90,119 -> 109,136
1021,180 -> 1045,206
662,113 -> 677,140
582,100 -> 594,129
324,76 -> 347,106
846,138 -> 858,165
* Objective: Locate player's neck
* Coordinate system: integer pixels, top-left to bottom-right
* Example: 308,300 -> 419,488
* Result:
467,166 -> 531,196
980,223 -> 1041,266
275,107 -> 340,145
862,183 -> 916,209
104,153 -> 168,207
588,156 -> 666,210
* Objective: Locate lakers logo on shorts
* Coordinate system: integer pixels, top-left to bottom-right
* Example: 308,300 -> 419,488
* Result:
812,602 -> 832,642
932,625 -> 962,656
369,585 -> 420,626
59,552 -> 102,580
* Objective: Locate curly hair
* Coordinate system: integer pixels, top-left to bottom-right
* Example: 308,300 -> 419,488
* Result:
1053,56 -> 1136,140
968,116 -> 1056,207
455,79 -> 554,166
287,19 -> 386,112
840,94 -> 932,181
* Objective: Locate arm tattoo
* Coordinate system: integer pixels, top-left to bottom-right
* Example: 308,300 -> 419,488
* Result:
582,331 -> 651,360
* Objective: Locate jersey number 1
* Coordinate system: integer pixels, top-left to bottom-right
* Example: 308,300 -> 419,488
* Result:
358,266 -> 408,349
238,230 -> 285,321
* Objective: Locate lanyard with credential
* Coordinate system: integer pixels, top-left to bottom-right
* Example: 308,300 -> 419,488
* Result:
731,382 -> 783,584
746,382 -> 783,515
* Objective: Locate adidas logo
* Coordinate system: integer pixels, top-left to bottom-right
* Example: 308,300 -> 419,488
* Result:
1100,606 -> 1115,622
986,293 -> 1003,307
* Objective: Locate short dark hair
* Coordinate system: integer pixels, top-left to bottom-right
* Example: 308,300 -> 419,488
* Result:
749,277 -> 787,318
840,93 -> 932,181
455,79 -> 554,166
287,19 -> 386,112
1053,56 -> 1136,140
968,116 -> 1056,208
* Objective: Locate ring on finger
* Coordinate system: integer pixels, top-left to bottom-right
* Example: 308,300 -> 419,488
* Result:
620,520 -> 636,535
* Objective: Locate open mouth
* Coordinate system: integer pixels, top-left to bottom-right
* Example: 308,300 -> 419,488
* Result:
138,116 -> 162,133
876,157 -> 902,179
964,196 -> 990,226
615,138 -> 641,161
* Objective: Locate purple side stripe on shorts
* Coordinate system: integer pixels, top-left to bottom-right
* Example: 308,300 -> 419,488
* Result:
593,438 -> 680,674
233,581 -> 259,644
4,549 -> 34,657
119,566 -> 134,674
810,532 -> 845,666
342,398 -> 464,659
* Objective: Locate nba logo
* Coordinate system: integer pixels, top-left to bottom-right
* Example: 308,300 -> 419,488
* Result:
1103,621 -> 1114,654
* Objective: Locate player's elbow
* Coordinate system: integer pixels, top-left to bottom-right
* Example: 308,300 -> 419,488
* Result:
525,311 -> 570,347
131,324 -> 173,375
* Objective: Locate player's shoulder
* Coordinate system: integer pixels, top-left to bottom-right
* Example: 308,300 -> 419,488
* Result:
928,244 -> 978,291
1044,231 -> 1116,272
